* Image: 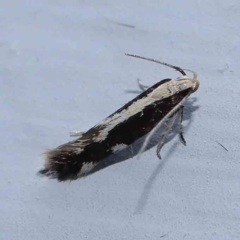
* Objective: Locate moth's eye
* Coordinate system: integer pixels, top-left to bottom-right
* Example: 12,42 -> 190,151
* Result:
179,83 -> 187,91
192,79 -> 200,92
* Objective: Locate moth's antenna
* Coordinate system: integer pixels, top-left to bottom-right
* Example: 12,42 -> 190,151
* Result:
125,53 -> 186,76
181,68 -> 198,82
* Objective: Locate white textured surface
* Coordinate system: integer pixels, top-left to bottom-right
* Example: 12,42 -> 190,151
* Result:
1,0 -> 240,239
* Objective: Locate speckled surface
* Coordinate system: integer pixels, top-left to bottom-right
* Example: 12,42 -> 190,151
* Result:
1,1 -> 240,239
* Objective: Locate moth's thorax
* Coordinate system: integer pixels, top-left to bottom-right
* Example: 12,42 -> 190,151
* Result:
151,76 -> 199,99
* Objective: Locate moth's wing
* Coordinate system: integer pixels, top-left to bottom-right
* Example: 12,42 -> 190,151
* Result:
40,127 -> 102,180
108,79 -> 172,118
39,78 -> 173,180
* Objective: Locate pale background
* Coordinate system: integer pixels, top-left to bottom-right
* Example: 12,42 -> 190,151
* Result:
1,1 -> 240,239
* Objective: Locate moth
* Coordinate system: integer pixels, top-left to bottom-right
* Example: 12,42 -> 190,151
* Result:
39,54 -> 199,181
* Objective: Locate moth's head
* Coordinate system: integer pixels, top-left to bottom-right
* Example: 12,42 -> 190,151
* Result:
188,76 -> 199,93
176,76 -> 199,94
191,77 -> 200,93
151,76 -> 199,99
177,67 -> 199,94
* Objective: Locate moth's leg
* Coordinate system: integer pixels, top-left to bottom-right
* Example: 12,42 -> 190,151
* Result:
137,96 -> 188,159
137,79 -> 150,91
69,131 -> 84,137
156,113 -> 178,159
178,106 -> 186,146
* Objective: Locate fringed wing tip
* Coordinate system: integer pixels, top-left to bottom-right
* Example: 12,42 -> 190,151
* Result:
38,168 -> 48,176
38,148 -> 82,181
37,167 -> 55,178
38,149 -> 59,180
39,143 -> 98,181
